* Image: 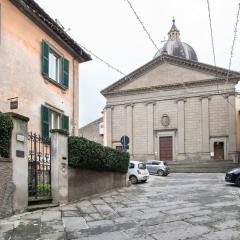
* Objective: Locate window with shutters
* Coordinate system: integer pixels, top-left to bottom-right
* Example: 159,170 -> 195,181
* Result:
41,40 -> 69,89
41,105 -> 69,139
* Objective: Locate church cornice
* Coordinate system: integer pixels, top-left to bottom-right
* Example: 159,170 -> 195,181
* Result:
103,77 -> 239,97
101,54 -> 240,96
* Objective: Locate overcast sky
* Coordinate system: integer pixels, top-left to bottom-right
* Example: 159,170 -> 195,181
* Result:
36,0 -> 240,127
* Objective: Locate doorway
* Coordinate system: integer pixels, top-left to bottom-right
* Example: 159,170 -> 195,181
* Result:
214,142 -> 224,160
159,136 -> 173,160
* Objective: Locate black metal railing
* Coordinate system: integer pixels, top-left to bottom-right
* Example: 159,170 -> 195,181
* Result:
28,133 -> 51,200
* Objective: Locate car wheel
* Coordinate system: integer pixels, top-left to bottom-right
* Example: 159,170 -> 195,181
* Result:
236,176 -> 240,187
142,180 -> 147,183
130,176 -> 138,184
157,170 -> 164,176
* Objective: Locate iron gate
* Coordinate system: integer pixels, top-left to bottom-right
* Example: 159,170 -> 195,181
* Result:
28,133 -> 51,200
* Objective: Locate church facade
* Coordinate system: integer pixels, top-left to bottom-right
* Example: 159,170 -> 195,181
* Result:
101,20 -> 240,162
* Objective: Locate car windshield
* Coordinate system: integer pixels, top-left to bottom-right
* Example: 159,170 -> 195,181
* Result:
138,163 -> 146,170
229,168 -> 240,174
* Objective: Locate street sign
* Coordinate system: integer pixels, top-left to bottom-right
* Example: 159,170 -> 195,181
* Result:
120,135 -> 129,147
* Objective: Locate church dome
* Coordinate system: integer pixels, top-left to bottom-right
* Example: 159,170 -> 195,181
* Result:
154,18 -> 198,61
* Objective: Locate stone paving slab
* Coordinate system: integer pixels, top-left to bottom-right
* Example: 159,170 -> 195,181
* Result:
1,173 -> 240,240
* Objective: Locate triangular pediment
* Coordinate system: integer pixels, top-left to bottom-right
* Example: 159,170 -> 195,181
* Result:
119,62 -> 215,91
101,55 -> 240,96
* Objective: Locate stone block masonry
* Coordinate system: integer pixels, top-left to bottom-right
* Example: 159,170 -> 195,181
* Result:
0,158 -> 14,218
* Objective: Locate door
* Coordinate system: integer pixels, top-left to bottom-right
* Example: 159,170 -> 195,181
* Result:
214,142 -> 224,160
159,136 -> 173,160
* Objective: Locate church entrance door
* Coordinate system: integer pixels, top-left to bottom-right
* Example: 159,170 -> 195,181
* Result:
159,136 -> 173,160
214,142 -> 224,160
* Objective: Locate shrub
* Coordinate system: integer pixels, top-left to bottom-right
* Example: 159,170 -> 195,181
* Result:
0,113 -> 13,158
68,137 -> 130,173
37,183 -> 51,193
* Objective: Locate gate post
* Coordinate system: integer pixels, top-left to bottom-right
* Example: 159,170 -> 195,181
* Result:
9,113 -> 29,213
51,130 -> 69,204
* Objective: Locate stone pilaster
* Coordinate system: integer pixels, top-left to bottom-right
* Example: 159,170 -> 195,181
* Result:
126,104 -> 134,155
51,130 -> 69,204
9,113 -> 29,213
201,97 -> 210,153
146,102 -> 154,155
227,94 -> 237,161
103,106 -> 112,147
177,100 -> 185,156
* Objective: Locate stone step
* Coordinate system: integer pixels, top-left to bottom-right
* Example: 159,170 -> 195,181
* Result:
166,160 -> 240,173
27,203 -> 59,212
166,160 -> 236,165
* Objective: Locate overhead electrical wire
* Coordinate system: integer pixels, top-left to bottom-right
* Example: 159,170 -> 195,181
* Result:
207,0 -> 217,67
225,2 -> 240,85
79,0 -> 240,106
206,0 -> 237,109
124,0 -> 160,51
78,44 -> 126,76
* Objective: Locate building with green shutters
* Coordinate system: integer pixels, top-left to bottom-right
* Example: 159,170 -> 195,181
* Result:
0,0 -> 91,137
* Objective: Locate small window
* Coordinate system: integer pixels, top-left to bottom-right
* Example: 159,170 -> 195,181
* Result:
152,161 -> 160,165
129,163 -> 135,169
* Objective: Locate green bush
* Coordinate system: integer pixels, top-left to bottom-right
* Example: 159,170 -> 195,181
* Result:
37,183 -> 51,193
0,113 -> 13,158
68,137 -> 130,173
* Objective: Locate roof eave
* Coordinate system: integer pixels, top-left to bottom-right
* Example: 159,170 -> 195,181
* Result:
10,0 -> 91,63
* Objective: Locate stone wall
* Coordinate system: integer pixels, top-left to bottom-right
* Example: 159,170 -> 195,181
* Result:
68,168 -> 128,202
0,158 -> 14,218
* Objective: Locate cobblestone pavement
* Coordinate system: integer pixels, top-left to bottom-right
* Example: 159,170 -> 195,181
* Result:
1,173 -> 240,240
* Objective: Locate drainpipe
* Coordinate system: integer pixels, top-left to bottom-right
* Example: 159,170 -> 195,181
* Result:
72,58 -> 76,136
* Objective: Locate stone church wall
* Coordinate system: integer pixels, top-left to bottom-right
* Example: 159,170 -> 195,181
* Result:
185,97 -> 202,155
209,95 -> 228,136
112,105 -> 127,146
154,100 -> 177,130
104,80 -> 239,162
132,103 -> 148,156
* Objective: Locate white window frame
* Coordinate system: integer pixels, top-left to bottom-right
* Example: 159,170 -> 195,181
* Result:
49,110 -> 60,130
48,47 -> 61,83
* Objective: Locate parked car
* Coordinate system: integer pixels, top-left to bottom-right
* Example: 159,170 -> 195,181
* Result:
146,160 -> 170,176
225,168 -> 240,186
129,161 -> 149,184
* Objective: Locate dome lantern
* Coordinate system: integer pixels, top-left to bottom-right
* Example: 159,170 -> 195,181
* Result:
168,17 -> 180,41
154,18 -> 198,61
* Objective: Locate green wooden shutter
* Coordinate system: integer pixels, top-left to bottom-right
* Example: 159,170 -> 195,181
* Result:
41,105 -> 50,139
62,58 -> 69,88
41,41 -> 49,76
61,114 -> 69,131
